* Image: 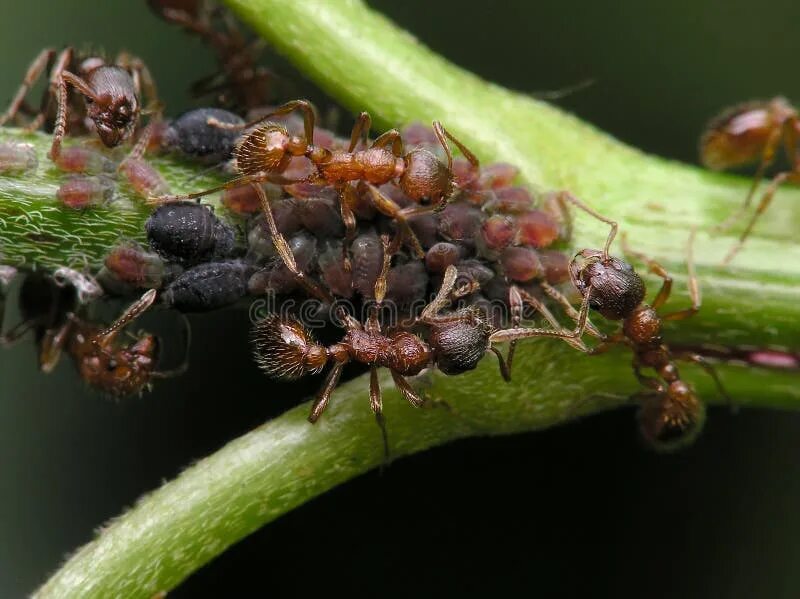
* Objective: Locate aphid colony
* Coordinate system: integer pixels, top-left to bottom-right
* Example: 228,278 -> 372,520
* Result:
0,0 -> 736,451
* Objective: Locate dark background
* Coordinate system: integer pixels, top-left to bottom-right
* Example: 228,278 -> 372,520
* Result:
1,1 -> 800,597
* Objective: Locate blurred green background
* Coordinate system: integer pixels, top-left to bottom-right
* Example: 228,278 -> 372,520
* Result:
1,1 -> 800,597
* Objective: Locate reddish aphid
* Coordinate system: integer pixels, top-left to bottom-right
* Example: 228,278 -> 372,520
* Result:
0,47 -> 158,160
56,176 -> 113,209
118,123 -> 170,199
52,146 -> 113,174
701,97 -> 800,263
102,242 -> 166,290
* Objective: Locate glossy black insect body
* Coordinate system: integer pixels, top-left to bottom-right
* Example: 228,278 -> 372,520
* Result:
161,260 -> 251,312
146,202 -> 236,267
162,107 -> 245,164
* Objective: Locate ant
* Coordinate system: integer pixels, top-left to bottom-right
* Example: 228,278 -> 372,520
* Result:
0,47 -> 158,161
1,274 -> 187,397
495,221 -> 730,448
148,0 -> 271,110
249,183 -> 586,456
150,100 -> 478,260
700,97 -> 800,263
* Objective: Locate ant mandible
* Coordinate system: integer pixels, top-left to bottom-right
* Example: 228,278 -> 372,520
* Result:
150,99 -> 478,258
0,47 -> 158,160
700,97 -> 800,263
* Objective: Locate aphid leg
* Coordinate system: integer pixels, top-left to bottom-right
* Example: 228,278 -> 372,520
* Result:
91,289 -> 158,352
151,314 -> 193,379
308,361 -> 346,423
364,183 -> 426,258
0,48 -> 55,127
371,128 -> 403,156
253,183 -> 334,304
369,367 -> 391,460
347,111 -> 371,152
722,170 -> 800,264
539,281 -> 603,338
556,192 -> 618,259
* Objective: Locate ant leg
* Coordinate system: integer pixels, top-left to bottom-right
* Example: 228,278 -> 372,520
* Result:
118,53 -> 162,116
722,170 -> 800,264
0,48 -> 55,127
0,319 -> 36,347
252,183 -> 334,304
147,173 -> 269,205
49,69 -> 97,160
432,121 -> 480,172
488,287 -> 594,348
418,265 -> 459,323
390,370 -> 426,408
338,184 -> 359,269
214,99 -> 317,141
516,287 -> 589,352
504,286 -> 524,377
586,331 -> 627,355
539,281 -> 603,338
369,367 -> 391,460
347,112 -> 371,152
151,314 -> 193,379
679,353 -> 734,411
39,318 -> 74,373
556,192 -> 618,259
715,126 -> 782,233
308,361 -> 346,423
92,290 -> 157,352
364,183 -> 425,257
632,363 -> 665,393
371,129 -> 403,156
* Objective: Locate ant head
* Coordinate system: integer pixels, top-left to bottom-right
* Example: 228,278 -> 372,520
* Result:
638,383 -> 705,451
428,308 -> 491,375
569,249 -> 645,321
77,333 -> 158,397
399,148 -> 453,202
251,315 -> 327,381
700,98 -> 795,170
88,94 -> 138,148
235,125 -> 293,176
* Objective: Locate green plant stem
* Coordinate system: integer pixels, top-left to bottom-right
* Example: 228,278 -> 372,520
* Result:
24,0 -> 800,596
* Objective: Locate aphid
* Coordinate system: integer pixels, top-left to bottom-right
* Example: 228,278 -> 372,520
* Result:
150,100 -> 479,257
700,97 -> 800,263
52,146 -> 114,174
247,232 -> 317,296
161,260 -> 251,312
0,47 -> 158,160
56,175 -> 114,210
161,107 -> 245,164
99,241 -> 167,293
52,267 -> 104,304
0,265 -> 19,337
148,0 -> 271,110
0,142 -> 37,175
145,202 -> 236,266
117,123 -> 170,200
425,242 -> 463,274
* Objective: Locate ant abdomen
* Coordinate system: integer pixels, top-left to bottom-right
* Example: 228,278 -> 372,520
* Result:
251,315 -> 327,381
637,388 -> 706,451
235,124 -> 294,175
428,308 -> 491,375
571,252 -> 645,320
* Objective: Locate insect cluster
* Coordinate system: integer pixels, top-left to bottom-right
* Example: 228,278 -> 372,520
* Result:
1,0 -> 759,455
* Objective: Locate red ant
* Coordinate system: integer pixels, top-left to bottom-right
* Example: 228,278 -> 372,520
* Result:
1,275 -> 187,397
150,100 -> 478,259
148,0 -> 271,110
700,97 -> 800,263
0,47 -> 158,161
